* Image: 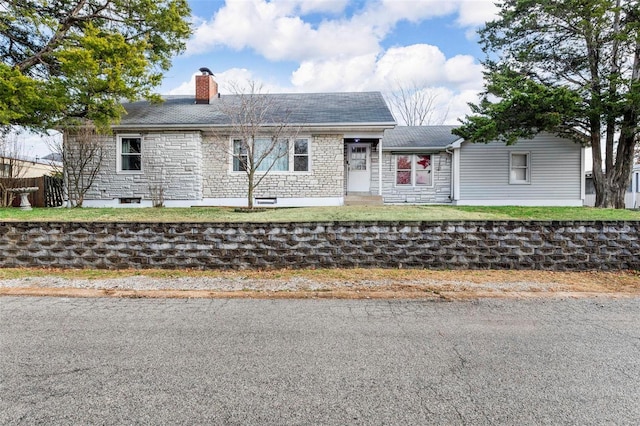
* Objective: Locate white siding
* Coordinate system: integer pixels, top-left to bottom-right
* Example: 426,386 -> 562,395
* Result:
457,134 -> 582,204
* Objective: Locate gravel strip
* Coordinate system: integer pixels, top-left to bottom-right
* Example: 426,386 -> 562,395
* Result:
0,276 -> 560,293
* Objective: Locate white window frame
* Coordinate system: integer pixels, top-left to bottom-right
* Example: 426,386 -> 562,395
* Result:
0,161 -> 11,178
394,154 -> 434,188
509,152 -> 531,184
293,138 -> 311,172
117,134 -> 143,174
230,136 -> 311,174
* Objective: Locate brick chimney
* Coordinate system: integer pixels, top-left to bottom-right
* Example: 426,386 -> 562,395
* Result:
195,67 -> 218,104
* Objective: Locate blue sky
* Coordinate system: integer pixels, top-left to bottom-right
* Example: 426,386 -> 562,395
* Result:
162,0 -> 497,122
20,0 -> 498,158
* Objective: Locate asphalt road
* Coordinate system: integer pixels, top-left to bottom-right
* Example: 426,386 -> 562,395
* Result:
1,296 -> 639,425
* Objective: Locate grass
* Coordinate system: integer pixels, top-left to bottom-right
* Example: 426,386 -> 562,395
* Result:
0,205 -> 640,223
0,205 -> 639,222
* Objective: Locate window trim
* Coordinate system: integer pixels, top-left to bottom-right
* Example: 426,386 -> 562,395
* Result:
394,154 -> 434,188
117,134 -> 143,174
230,136 -> 312,174
509,152 -> 531,185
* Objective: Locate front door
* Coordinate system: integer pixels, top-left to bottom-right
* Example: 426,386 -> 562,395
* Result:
347,144 -> 370,192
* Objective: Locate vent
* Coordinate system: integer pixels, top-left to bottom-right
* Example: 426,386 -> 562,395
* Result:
254,197 -> 277,205
119,197 -> 141,204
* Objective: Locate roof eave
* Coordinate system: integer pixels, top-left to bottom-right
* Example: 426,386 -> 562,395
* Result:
111,122 -> 397,132
446,138 -> 465,149
382,146 -> 450,152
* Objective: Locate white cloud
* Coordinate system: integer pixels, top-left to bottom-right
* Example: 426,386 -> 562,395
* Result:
167,74 -> 197,95
169,41 -> 485,122
456,0 -> 499,27
374,44 -> 447,86
168,68 -> 287,96
187,0 -> 379,61
273,0 -> 349,15
443,54 -> 484,89
288,43 -> 484,122
186,0 -> 494,61
169,1 -> 492,121
291,54 -> 379,92
443,89 -> 481,125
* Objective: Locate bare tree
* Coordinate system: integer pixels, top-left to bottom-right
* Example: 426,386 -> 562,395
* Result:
0,132 -> 29,178
386,82 -> 449,126
0,132 -> 29,206
147,161 -> 166,208
214,81 -> 301,209
49,125 -> 104,207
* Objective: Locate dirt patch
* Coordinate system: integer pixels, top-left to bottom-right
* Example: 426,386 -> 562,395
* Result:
0,269 -> 639,300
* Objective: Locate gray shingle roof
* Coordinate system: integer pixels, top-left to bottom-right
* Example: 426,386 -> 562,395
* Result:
382,126 -> 462,150
117,92 -> 396,128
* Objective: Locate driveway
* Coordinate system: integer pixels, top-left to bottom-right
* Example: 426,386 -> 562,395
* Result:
1,297 -> 639,424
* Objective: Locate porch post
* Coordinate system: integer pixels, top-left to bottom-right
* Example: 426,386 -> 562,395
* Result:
378,138 -> 382,196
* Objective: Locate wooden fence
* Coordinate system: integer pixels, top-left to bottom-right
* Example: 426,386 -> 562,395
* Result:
0,176 -> 64,208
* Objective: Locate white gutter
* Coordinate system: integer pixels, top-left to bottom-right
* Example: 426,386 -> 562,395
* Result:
111,122 -> 397,131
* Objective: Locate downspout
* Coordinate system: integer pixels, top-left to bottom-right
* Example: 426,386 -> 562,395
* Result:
633,171 -> 637,209
445,147 -> 455,204
580,146 -> 586,206
378,139 -> 383,196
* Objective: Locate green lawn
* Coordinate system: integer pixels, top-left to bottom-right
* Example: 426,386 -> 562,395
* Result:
0,205 -> 639,222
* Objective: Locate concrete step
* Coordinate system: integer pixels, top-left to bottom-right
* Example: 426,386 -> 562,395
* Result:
344,194 -> 384,206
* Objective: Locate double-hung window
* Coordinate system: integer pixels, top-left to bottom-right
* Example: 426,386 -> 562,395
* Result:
509,152 -> 530,184
118,135 -> 142,172
233,139 -> 248,171
395,154 -> 433,186
294,139 -> 309,171
0,161 -> 11,178
232,137 -> 310,173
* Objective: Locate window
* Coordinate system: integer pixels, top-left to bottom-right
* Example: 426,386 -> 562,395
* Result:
119,135 -> 142,172
0,161 -> 11,178
294,139 -> 309,171
395,154 -> 433,186
415,155 -> 432,186
396,155 -> 412,185
232,137 -> 310,173
233,139 -> 247,172
510,152 -> 530,184
350,146 -> 367,171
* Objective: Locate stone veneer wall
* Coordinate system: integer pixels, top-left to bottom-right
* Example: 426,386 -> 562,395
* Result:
372,152 -> 452,203
1,221 -> 638,270
201,134 -> 344,199
86,132 -> 203,201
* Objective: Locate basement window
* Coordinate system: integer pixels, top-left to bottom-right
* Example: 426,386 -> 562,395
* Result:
119,197 -> 141,204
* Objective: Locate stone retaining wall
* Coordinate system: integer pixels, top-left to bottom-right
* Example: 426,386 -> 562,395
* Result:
0,221 -> 638,270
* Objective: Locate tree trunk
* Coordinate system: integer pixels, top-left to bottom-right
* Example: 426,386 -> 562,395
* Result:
596,36 -> 640,209
596,174 -> 627,208
247,171 -> 254,209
